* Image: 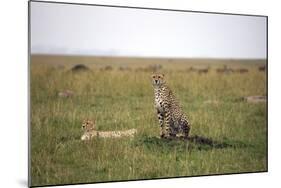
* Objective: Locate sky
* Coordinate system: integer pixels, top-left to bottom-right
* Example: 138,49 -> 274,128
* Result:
30,1 -> 267,59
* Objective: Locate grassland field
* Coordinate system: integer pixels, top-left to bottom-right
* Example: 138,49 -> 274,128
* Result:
30,55 -> 267,186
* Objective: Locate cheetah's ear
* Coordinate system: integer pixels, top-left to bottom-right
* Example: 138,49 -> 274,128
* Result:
161,74 -> 165,77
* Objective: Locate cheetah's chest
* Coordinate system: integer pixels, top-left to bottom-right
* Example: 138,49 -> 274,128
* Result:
154,93 -> 165,113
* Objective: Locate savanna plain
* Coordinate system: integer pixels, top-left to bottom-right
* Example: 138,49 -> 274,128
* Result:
30,55 -> 267,186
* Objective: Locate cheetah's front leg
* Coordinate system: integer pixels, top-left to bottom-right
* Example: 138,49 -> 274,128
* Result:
156,109 -> 165,138
163,103 -> 174,139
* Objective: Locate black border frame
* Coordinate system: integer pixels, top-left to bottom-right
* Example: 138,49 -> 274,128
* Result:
28,0 -> 268,187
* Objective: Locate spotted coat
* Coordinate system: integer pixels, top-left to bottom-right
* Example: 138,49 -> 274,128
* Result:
152,74 -> 190,139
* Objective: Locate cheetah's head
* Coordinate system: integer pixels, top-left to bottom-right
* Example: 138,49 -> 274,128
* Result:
151,73 -> 165,87
82,119 -> 96,132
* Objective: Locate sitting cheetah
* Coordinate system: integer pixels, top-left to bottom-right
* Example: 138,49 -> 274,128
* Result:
81,119 -> 137,141
151,73 -> 190,139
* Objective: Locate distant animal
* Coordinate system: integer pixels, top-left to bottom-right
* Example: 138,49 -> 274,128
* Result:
198,67 -> 210,74
186,67 -> 209,74
186,67 -> 194,72
81,119 -> 137,141
151,73 -> 190,139
71,64 -> 89,72
216,65 -> 233,74
119,66 -> 132,71
135,67 -> 145,72
236,68 -> 248,73
216,68 -> 224,73
259,66 -> 266,71
100,65 -> 113,71
104,65 -> 113,71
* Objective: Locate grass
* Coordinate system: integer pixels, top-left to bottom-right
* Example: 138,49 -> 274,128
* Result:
30,55 -> 267,186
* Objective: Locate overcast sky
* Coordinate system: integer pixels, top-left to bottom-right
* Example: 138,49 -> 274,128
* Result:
30,1 -> 267,59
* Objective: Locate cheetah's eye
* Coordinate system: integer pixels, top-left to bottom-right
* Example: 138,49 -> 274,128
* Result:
152,76 -> 156,78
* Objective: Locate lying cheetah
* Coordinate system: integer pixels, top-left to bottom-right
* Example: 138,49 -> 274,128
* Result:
151,73 -> 190,139
81,119 -> 137,141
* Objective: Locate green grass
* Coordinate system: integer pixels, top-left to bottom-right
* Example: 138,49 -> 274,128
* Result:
30,55 -> 267,186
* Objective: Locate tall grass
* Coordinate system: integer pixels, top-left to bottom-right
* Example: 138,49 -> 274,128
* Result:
30,55 -> 267,186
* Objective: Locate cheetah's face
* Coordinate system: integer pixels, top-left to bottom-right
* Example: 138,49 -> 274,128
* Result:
151,74 -> 165,86
82,119 -> 96,132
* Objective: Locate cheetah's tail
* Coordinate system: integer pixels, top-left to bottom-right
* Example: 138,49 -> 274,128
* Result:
186,135 -> 214,146
186,135 -> 236,148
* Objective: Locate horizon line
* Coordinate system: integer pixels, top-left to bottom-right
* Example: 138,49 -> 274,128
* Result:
30,53 -> 267,60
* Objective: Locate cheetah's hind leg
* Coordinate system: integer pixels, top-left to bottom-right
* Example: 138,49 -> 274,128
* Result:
164,119 -> 178,139
178,119 -> 190,139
